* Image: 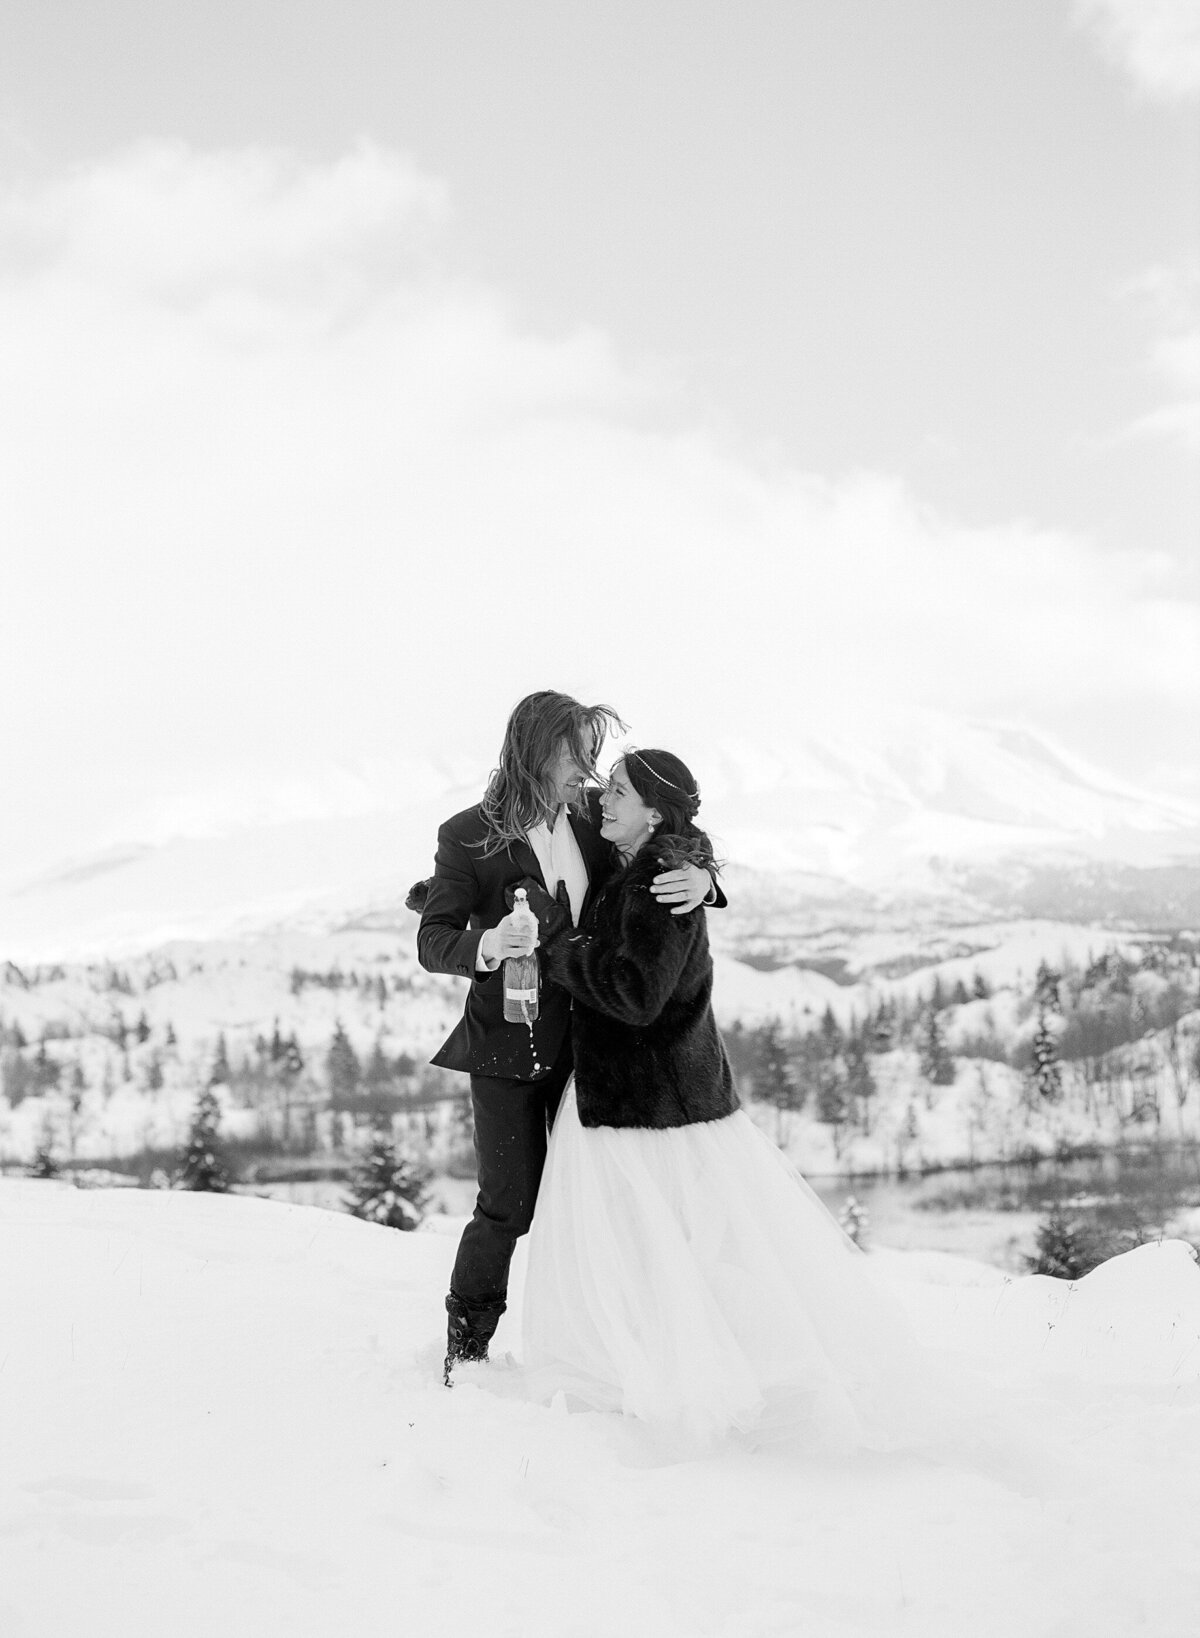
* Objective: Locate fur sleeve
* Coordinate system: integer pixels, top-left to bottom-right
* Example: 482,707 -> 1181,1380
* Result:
544,881 -> 699,1027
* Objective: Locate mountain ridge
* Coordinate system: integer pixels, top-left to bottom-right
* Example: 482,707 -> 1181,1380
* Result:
4,716 -> 1198,961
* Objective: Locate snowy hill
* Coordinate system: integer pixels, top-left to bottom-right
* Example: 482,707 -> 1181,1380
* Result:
2,1178 -> 1198,1638
2,715 -> 1198,964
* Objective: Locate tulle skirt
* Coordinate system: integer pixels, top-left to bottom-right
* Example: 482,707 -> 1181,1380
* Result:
522,1080 -> 947,1455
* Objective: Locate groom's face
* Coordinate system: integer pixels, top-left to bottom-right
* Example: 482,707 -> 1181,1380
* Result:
545,738 -> 592,807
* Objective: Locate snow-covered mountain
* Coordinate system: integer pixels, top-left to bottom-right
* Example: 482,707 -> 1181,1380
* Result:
3,715 -> 1198,962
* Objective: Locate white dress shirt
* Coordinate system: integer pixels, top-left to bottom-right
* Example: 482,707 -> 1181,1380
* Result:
476,806 -> 588,971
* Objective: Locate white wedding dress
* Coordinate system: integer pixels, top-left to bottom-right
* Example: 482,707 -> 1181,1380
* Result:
521,1078 -> 944,1455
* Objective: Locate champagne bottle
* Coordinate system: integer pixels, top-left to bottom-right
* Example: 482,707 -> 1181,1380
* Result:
503,888 -> 540,1024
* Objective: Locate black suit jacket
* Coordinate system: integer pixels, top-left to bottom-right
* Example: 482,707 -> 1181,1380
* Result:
417,794 -> 617,1081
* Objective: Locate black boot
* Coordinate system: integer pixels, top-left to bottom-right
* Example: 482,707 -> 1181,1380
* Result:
443,1292 -> 505,1386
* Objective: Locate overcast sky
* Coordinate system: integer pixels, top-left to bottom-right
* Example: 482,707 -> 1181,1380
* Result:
1,0 -> 1198,879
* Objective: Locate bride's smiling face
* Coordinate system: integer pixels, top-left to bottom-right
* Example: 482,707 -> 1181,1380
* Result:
599,759 -> 661,856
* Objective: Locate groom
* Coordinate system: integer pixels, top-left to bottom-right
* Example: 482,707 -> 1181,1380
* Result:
415,690 -> 723,1380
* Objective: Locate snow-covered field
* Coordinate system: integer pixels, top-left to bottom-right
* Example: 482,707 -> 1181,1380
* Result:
3,1180 -> 1198,1638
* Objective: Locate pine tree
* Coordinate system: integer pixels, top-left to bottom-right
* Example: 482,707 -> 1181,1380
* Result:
843,1036 -> 877,1132
1030,1007 -> 1063,1102
326,1021 -> 361,1102
819,1005 -> 843,1055
165,1021 -> 178,1049
838,1195 -> 869,1247
951,978 -> 970,1006
175,1087 -> 231,1192
28,1125 -> 59,1179
752,1020 -> 805,1141
135,1011 -> 152,1045
344,1129 -> 432,1230
1035,961 -> 1062,1014
815,1060 -> 850,1131
209,1033 -> 231,1085
918,1008 -> 956,1086
281,1034 -> 304,1081
751,1019 -> 792,1103
869,998 -> 896,1053
33,1038 -> 61,1093
363,1039 -> 393,1093
972,971 -> 991,1001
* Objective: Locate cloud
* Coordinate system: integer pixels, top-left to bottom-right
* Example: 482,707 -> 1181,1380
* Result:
1,138 -> 450,312
1072,0 -> 1200,98
2,141 -> 1198,872
1122,265 -> 1200,450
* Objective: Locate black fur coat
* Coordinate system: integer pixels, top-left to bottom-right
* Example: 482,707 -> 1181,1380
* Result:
538,841 -> 739,1130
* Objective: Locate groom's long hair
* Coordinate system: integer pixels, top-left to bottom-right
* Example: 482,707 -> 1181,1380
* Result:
476,691 -> 626,857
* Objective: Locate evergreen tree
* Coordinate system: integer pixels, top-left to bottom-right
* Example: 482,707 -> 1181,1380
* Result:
838,1194 -> 869,1247
819,1005 -> 843,1055
843,1036 -> 877,1131
175,1087 -> 231,1192
918,1008 -> 956,1086
145,1054 -> 165,1092
1026,1204 -> 1086,1279
209,1033 -> 231,1085
281,1033 -> 304,1081
972,971 -> 991,1001
363,1039 -> 393,1094
29,1117 -> 59,1178
344,1128 -> 432,1230
751,1019 -> 792,1102
814,1060 -> 849,1131
1035,961 -> 1062,1014
869,998 -> 896,1053
326,1021 -> 361,1102
951,978 -> 970,1006
1030,1007 -> 1063,1102
135,1010 -> 152,1045
165,1021 -> 178,1048
752,1020 -> 805,1142
33,1038 -> 61,1093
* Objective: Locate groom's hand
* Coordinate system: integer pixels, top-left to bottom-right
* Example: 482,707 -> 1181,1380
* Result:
650,861 -> 716,916
479,915 -> 538,966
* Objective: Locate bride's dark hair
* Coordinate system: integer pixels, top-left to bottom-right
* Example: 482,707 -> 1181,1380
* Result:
621,748 -> 720,874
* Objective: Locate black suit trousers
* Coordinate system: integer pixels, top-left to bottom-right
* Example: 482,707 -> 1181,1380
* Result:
449,1036 -> 575,1314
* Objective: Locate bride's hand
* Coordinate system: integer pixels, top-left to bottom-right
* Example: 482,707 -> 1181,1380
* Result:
650,861 -> 715,915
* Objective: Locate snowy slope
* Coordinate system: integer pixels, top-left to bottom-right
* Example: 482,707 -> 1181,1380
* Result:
1,1179 -> 1198,1638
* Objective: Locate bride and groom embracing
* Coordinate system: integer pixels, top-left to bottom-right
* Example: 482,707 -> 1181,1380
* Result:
414,690 -> 932,1453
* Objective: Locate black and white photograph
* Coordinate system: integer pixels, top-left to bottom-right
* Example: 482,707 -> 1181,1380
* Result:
2,3 -> 1199,1634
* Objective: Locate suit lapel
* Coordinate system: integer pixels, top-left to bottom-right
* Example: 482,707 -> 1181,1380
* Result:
506,835 -> 546,889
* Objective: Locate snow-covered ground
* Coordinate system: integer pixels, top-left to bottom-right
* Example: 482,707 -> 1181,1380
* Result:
2,1180 -> 1198,1637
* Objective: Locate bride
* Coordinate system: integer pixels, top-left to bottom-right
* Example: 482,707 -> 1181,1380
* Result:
506,748 -> 939,1455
